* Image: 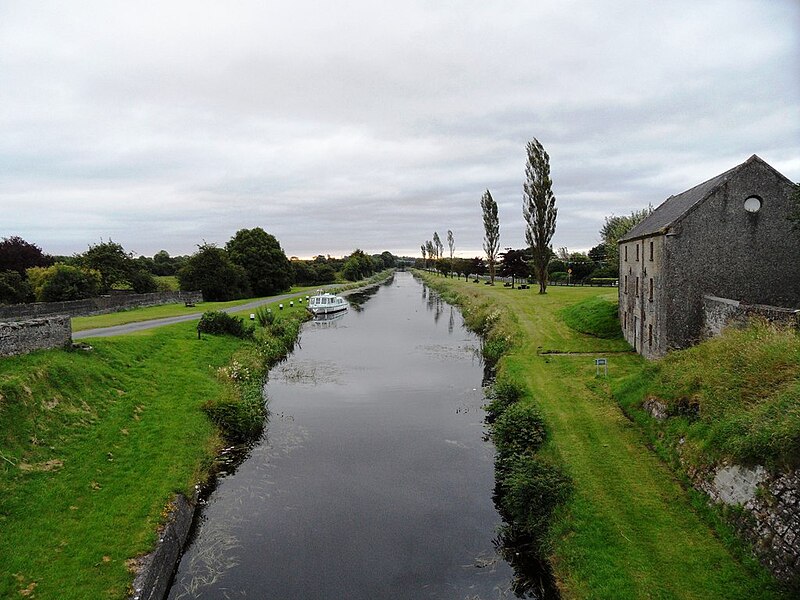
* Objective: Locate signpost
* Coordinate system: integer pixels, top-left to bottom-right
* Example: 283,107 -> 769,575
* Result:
595,357 -> 608,376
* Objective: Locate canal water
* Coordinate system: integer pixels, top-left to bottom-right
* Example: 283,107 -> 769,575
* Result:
167,271 -> 519,599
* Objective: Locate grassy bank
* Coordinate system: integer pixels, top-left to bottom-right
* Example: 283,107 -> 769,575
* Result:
418,272 -> 783,599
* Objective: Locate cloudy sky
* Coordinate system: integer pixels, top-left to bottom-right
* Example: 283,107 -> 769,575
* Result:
2,1 -> 798,259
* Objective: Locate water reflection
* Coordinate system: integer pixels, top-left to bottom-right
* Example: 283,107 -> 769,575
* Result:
168,272 -> 555,599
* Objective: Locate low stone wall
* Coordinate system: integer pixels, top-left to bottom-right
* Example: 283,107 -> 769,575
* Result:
0,291 -> 203,321
0,317 -> 72,357
703,295 -> 799,338
696,465 -> 799,584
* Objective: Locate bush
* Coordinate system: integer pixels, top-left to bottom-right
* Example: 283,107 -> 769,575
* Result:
549,271 -> 568,282
203,380 -> 265,443
485,375 -> 527,421
497,454 -> 573,547
492,402 -> 548,458
255,306 -> 275,327
0,270 -> 33,304
197,311 -> 253,339
26,264 -> 103,301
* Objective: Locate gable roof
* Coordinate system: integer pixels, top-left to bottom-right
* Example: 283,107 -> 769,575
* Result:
619,155 -> 777,242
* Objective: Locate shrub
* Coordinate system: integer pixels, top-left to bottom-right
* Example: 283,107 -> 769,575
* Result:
0,270 -> 33,304
203,380 -> 265,443
549,271 -> 568,282
197,311 -> 253,339
492,402 -> 548,458
485,375 -> 526,421
497,454 -> 573,547
255,306 -> 275,328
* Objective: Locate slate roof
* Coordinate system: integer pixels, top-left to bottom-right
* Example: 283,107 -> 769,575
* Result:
619,155 -> 765,242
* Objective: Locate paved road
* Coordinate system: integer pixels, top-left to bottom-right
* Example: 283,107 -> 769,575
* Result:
72,289 -> 327,339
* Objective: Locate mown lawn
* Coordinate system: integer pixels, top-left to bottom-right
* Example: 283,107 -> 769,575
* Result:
420,274 -> 783,599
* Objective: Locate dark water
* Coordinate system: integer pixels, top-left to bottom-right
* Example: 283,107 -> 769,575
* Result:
167,272 -> 518,599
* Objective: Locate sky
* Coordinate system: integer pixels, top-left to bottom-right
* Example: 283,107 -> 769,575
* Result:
1,1 -> 798,259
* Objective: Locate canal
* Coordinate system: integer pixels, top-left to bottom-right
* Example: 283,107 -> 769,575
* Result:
167,271 -> 518,599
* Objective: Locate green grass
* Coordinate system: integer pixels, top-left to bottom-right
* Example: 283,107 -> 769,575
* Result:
419,272 -> 784,600
155,275 -> 179,291
559,295 -> 626,339
0,322 -> 240,599
71,285 -> 316,332
614,321 -> 800,471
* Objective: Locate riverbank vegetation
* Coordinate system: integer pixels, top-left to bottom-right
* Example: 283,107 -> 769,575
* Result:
0,273 -> 390,599
418,271 -> 785,599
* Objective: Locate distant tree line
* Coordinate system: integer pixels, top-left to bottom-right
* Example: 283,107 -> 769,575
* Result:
0,230 -> 397,305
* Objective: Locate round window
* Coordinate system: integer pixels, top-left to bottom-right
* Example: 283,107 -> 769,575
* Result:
744,196 -> 762,213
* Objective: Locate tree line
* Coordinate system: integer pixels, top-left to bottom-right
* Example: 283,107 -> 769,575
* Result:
0,230 -> 397,305
418,137 -> 655,290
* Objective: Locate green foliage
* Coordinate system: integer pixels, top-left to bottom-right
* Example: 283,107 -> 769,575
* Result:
126,268 -> 159,293
80,240 -> 134,291
599,206 -> 654,273
198,310 -> 254,338
481,189 -> 500,283
203,379 -> 264,443
341,249 -> 375,281
617,321 -> 800,469
485,375 -> 527,421
26,264 -> 103,301
226,227 -> 292,296
0,270 -> 33,304
492,402 -> 548,458
523,137 -> 557,294
178,243 -> 251,301
255,306 -> 275,327
497,454 -> 573,548
559,296 -> 623,339
550,271 -> 568,282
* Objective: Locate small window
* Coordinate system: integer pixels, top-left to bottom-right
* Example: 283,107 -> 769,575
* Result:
636,244 -> 639,261
649,241 -> 654,261
649,278 -> 653,302
624,275 -> 628,293
648,324 -> 653,347
625,245 -> 628,261
624,311 -> 627,329
635,277 -> 639,296
744,196 -> 762,213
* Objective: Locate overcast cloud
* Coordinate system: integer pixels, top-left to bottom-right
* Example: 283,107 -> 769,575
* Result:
2,0 -> 798,258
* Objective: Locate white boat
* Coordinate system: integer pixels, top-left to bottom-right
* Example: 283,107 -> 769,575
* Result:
307,291 -> 348,315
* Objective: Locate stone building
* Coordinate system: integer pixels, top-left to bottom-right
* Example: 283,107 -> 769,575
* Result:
618,155 -> 799,359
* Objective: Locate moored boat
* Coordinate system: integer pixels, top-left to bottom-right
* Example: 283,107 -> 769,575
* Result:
307,291 -> 348,315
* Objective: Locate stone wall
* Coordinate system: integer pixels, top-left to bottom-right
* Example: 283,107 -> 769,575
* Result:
0,291 -> 203,321
0,317 -> 72,357
696,465 -> 799,584
703,295 -> 799,339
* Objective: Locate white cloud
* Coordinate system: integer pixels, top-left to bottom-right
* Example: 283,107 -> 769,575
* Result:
1,0 -> 798,258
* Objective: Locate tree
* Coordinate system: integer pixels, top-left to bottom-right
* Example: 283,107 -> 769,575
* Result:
599,206 -> 654,274
0,271 -> 33,304
470,256 -> 486,278
178,244 -> 251,301
420,244 -> 427,269
523,138 -> 558,294
481,189 -> 500,284
26,264 -> 103,302
0,236 -> 51,274
81,240 -> 134,291
225,228 -> 292,296
499,249 -> 529,287
447,230 -> 455,277
341,249 -> 375,281
432,231 -> 443,273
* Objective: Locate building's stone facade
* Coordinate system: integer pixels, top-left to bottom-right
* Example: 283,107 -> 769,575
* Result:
0,317 -> 72,357
619,155 -> 800,359
0,290 -> 202,322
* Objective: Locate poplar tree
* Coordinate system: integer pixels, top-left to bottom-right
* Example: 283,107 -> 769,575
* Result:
523,138 -> 557,294
447,230 -> 455,277
481,189 -> 500,284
